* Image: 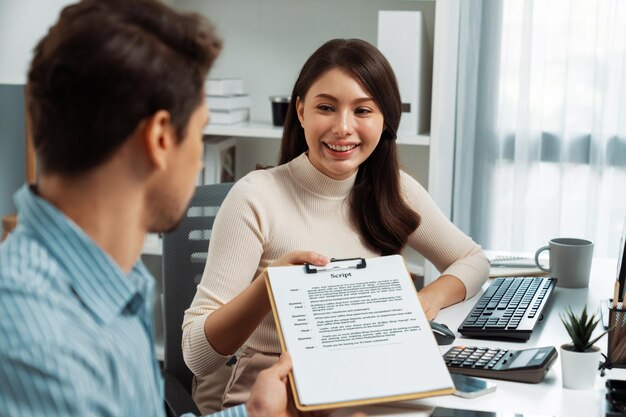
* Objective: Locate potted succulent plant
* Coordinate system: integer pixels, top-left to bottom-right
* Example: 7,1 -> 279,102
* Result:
560,305 -> 608,389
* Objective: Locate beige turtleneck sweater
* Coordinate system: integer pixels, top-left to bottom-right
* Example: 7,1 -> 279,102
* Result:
182,153 -> 489,376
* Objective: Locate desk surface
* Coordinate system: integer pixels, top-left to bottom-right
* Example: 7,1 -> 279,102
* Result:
331,257 -> 619,417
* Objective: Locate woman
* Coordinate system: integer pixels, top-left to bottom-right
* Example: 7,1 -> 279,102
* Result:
183,38 -> 489,411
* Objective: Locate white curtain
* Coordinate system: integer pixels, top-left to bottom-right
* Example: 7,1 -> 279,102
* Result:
453,0 -> 626,258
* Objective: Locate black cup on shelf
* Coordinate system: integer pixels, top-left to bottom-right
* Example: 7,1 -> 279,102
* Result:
270,96 -> 290,126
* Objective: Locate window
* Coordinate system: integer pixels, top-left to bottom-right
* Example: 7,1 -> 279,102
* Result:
453,0 -> 626,257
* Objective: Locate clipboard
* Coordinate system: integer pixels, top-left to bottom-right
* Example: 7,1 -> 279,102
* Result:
265,255 -> 455,412
304,257 -> 366,273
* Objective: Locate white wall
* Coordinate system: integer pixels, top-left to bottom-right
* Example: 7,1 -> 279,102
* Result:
0,0 -> 74,84
0,85 -> 26,216
0,0 -> 72,216
175,0 -> 435,125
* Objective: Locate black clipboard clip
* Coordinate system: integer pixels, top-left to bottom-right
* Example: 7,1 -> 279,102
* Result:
305,257 -> 366,274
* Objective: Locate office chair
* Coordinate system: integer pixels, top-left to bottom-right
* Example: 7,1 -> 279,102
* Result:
161,183 -> 234,417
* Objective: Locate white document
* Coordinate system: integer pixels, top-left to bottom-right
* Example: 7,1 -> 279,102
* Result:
266,255 -> 454,410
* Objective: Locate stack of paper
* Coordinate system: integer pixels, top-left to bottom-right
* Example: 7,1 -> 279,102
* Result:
488,254 -> 548,278
205,78 -> 243,95
208,108 -> 249,125
205,78 -> 250,125
208,94 -> 251,111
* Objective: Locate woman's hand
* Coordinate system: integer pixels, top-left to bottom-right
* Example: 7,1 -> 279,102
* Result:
417,274 -> 467,320
417,291 -> 443,320
270,251 -> 329,268
203,251 -> 329,357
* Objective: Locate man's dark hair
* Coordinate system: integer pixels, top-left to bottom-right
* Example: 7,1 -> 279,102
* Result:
27,0 -> 221,175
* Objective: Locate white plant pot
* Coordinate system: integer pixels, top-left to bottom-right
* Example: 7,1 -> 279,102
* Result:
560,344 -> 600,389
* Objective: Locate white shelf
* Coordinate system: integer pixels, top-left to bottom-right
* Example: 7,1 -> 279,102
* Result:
204,121 -> 430,146
396,134 -> 430,146
204,122 -> 283,138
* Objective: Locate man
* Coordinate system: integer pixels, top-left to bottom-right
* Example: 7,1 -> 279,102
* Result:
0,0 -> 303,416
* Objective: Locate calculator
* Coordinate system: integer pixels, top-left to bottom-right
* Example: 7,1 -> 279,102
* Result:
443,345 -> 557,383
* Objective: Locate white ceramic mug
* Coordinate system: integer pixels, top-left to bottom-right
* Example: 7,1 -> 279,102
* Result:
535,238 -> 594,288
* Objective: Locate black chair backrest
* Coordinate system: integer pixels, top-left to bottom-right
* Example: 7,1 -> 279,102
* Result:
161,183 -> 233,393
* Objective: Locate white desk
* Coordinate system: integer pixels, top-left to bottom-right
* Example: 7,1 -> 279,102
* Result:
332,258 -> 620,417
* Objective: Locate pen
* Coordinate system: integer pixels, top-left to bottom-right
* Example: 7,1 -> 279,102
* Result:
618,241 -> 626,302
614,280 -> 620,309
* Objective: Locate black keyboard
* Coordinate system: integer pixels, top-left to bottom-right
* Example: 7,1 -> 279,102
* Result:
458,277 -> 557,341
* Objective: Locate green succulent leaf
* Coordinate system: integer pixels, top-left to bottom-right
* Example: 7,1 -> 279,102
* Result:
560,304 -> 605,352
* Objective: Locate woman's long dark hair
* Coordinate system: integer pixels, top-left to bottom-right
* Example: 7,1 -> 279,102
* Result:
279,39 -> 420,255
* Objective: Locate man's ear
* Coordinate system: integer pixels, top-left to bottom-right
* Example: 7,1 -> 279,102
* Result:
296,97 -> 304,125
142,110 -> 174,171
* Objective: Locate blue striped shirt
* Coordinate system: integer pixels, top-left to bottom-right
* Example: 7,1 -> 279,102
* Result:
0,185 -> 246,417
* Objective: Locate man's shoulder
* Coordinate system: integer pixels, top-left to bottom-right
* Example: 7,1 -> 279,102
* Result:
0,232 -> 73,346
0,230 -> 60,289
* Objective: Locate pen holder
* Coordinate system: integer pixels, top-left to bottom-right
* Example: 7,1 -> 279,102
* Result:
608,304 -> 626,368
